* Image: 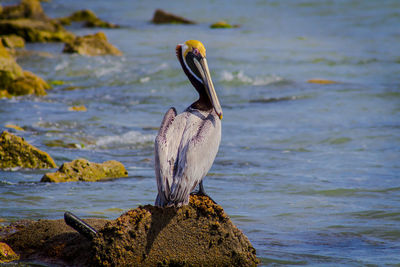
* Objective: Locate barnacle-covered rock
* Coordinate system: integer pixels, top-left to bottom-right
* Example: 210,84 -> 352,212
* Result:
41,158 -> 128,182
62,32 -> 122,56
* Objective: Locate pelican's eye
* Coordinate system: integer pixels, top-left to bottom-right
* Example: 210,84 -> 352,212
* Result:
192,48 -> 200,56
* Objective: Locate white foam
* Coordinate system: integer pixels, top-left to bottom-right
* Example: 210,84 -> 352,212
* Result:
220,70 -> 284,86
94,131 -> 155,148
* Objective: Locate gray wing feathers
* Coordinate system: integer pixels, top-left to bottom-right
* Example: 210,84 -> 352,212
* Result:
154,107 -> 177,206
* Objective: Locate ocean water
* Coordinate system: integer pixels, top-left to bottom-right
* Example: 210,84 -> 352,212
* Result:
1,0 -> 400,265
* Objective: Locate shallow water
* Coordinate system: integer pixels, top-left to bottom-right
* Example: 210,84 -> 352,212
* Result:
1,0 -> 400,265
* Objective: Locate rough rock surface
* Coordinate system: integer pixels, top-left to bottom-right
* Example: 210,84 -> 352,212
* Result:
151,9 -> 196,24
0,0 -> 75,43
1,195 -> 258,266
41,158 -> 128,182
58,9 -> 119,28
0,41 -> 50,97
63,32 -> 122,56
0,131 -> 57,169
0,34 -> 25,48
2,218 -> 108,266
0,242 -> 19,263
92,195 -> 259,266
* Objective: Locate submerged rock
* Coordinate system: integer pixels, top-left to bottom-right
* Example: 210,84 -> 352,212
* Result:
41,158 -> 128,182
2,195 -> 258,266
63,32 -> 122,56
58,9 -> 119,28
0,242 -> 19,263
92,195 -> 259,266
0,131 -> 57,169
151,9 -> 196,24
0,0 -> 74,43
0,42 -> 50,96
210,21 -> 239,29
307,79 -> 338,84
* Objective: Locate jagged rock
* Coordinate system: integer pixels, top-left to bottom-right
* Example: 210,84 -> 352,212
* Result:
0,242 -> 19,263
92,195 -> 259,266
0,42 -> 50,96
2,195 -> 258,266
151,9 -> 196,24
63,32 -> 122,56
41,158 -> 128,182
0,34 -> 25,48
0,0 -> 75,43
58,9 -> 119,28
0,131 -> 57,169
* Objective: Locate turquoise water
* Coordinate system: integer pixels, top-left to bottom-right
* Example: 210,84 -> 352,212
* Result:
1,0 -> 400,265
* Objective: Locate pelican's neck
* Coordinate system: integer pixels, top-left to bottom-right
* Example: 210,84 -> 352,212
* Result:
176,45 -> 213,112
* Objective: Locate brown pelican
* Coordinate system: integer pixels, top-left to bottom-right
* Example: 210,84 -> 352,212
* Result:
155,40 -> 223,207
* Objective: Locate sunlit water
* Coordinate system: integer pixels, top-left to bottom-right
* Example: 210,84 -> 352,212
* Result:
1,0 -> 400,265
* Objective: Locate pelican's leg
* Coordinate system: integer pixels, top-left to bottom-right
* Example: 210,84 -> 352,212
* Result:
191,180 -> 217,204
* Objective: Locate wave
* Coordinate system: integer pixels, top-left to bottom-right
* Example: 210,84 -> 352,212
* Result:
220,70 -> 285,86
92,131 -> 155,149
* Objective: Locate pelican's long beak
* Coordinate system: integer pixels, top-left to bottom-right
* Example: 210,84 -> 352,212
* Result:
194,57 -> 223,120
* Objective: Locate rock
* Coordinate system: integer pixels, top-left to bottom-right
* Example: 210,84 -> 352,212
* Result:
0,34 -> 25,48
0,242 -> 19,263
41,158 -> 128,182
4,124 -> 24,131
0,19 -> 75,43
92,195 -> 259,266
151,9 -> 196,24
63,32 -> 122,56
68,105 -> 87,112
0,0 -> 75,43
0,41 -> 50,96
2,195 -> 258,266
307,79 -> 338,84
210,21 -> 238,29
0,0 -> 47,20
58,9 -> 119,28
0,131 -> 57,169
3,218 -> 108,266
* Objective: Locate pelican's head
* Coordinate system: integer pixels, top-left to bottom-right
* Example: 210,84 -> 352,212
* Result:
176,40 -> 223,120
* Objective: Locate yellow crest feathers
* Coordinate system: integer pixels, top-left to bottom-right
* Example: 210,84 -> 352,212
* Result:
183,40 -> 206,57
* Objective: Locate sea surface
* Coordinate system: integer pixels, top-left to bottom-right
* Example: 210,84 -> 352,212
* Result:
1,0 -> 400,266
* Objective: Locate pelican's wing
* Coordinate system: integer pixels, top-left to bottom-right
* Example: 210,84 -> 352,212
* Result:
154,107 -> 177,206
170,114 -> 221,205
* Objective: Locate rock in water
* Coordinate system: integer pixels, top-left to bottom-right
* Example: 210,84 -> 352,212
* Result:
92,195 -> 259,266
63,32 -> 122,56
0,0 -> 75,43
57,9 -> 119,28
0,131 -> 57,169
41,158 -> 128,182
151,9 -> 196,24
0,36 -> 50,97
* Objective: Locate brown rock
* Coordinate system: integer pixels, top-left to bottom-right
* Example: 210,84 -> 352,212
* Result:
63,32 -> 122,56
151,9 -> 196,24
92,195 -> 259,266
0,131 -> 57,169
0,242 -> 19,263
2,195 -> 258,266
0,34 -> 25,48
58,9 -> 119,28
41,158 -> 128,182
3,218 -> 108,266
